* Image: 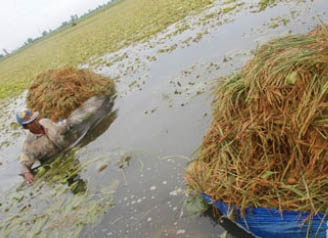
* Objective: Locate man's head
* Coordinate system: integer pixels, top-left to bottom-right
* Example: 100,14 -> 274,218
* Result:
16,108 -> 43,134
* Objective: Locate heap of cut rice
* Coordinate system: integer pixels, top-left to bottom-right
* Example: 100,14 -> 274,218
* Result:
27,67 -> 115,121
186,25 -> 328,214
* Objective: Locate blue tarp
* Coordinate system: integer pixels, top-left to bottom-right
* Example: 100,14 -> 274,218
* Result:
201,193 -> 328,238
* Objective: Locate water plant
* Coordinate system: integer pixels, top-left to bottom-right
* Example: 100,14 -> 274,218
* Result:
0,149 -> 118,238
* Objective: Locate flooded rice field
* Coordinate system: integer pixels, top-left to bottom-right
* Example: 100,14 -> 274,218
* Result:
0,0 -> 328,237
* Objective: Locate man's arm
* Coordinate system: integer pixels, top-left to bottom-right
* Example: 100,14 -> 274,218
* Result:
56,119 -> 72,134
41,118 -> 71,135
19,153 -> 35,184
23,171 -> 34,184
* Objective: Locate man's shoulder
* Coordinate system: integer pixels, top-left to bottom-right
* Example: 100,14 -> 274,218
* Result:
39,118 -> 53,126
39,118 -> 63,131
39,118 -> 67,127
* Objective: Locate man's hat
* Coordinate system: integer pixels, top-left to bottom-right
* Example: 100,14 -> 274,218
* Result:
16,108 -> 39,126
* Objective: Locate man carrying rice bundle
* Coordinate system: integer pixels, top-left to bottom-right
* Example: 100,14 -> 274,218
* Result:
16,108 -> 71,184
17,95 -> 111,184
16,67 -> 115,184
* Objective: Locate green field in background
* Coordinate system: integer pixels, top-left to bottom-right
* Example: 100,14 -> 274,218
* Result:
0,0 -> 213,99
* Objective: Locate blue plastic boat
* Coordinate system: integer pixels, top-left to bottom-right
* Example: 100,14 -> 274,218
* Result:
201,193 -> 328,238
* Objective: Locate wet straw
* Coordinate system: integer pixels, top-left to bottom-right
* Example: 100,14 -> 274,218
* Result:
27,67 -> 115,122
186,24 -> 328,215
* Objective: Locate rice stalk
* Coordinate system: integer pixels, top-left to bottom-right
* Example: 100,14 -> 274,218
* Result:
186,25 -> 328,215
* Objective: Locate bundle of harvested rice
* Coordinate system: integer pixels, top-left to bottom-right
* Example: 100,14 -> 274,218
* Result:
186,25 -> 328,215
27,67 -> 115,121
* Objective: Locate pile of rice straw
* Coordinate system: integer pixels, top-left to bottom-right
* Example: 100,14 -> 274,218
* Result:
186,25 -> 328,215
27,67 -> 115,121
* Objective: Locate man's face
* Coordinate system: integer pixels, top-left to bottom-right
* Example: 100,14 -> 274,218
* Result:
23,120 -> 43,134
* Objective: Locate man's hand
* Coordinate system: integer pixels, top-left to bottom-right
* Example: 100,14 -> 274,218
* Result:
24,171 -> 34,184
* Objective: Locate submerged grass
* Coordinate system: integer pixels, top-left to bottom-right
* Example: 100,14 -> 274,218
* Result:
186,25 -> 328,215
0,0 -> 213,99
0,149 -> 118,238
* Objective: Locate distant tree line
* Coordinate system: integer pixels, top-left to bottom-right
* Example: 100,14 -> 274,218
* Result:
3,0 -> 115,58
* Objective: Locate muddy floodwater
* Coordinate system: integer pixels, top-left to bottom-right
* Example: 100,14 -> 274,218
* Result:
1,0 -> 328,237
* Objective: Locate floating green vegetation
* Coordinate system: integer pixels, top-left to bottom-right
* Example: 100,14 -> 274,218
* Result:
264,16 -> 291,29
184,193 -> 209,216
222,2 -> 245,14
117,155 -> 132,169
181,37 -> 193,47
257,0 -> 281,12
193,32 -> 208,43
92,52 -> 129,68
9,122 -> 19,130
146,55 -> 157,62
223,0 -> 237,5
0,149 -> 118,238
166,22 -> 191,39
0,97 -> 25,149
157,44 -> 178,54
200,11 -> 220,23
0,0 -> 214,99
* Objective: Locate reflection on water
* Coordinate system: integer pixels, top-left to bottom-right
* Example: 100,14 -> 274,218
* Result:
38,108 -> 117,194
32,96 -> 117,193
79,110 -> 117,147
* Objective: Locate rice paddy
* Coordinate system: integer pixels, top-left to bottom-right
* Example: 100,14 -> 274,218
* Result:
0,0 -> 308,100
0,0 -> 327,237
0,0 -> 214,99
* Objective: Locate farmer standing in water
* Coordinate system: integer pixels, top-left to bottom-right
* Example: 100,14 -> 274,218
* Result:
16,108 -> 71,184
16,95 -> 112,184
